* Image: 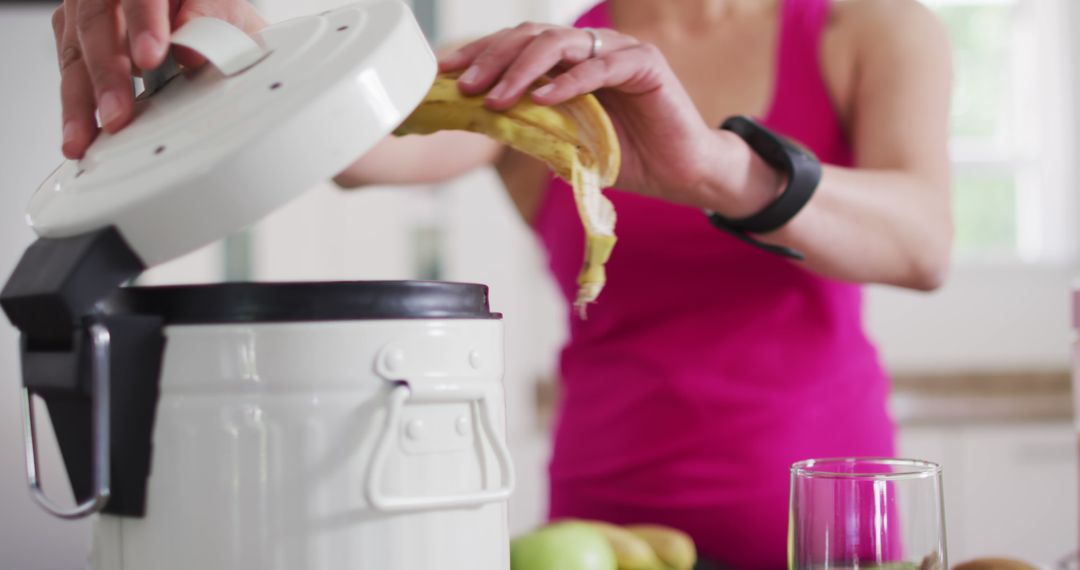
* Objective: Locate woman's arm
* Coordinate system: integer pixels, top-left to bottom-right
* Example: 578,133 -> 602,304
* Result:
697,0 -> 953,291
333,37 -> 508,189
332,131 -> 504,188
440,2 -> 953,292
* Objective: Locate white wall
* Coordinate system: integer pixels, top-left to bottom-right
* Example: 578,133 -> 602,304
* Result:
867,265 -> 1078,374
0,7 -> 226,568
0,7 -> 94,569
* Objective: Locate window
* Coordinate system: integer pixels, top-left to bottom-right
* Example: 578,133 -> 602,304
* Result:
923,0 -> 1078,263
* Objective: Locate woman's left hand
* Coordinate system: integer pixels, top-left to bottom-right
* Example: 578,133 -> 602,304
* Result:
439,24 -> 779,217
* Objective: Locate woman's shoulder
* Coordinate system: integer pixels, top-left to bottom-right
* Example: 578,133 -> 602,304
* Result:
825,0 -> 949,88
816,0 -> 948,128
830,0 -> 946,42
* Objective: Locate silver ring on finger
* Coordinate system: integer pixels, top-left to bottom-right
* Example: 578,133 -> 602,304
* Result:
584,27 -> 603,58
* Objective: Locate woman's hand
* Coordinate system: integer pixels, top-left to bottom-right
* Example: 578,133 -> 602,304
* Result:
52,0 -> 266,159
440,24 -> 782,217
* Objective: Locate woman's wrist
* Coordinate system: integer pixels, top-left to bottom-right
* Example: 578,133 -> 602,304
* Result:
692,128 -> 787,219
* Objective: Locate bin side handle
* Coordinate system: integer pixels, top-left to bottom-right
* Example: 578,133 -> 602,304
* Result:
365,382 -> 514,512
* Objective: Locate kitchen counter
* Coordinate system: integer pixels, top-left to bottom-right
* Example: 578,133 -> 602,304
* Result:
534,370 -> 1074,430
890,370 -> 1072,425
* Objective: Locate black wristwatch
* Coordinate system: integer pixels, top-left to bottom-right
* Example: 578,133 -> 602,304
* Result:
706,116 -> 822,260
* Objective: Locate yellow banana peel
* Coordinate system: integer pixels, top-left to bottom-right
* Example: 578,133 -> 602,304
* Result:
394,72 -> 620,315
625,525 -> 697,570
574,520 -> 666,570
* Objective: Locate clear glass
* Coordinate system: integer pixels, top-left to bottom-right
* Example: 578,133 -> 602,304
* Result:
788,458 -> 947,570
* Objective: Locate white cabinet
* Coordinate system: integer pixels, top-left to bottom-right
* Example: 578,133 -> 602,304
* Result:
900,422 -> 1077,565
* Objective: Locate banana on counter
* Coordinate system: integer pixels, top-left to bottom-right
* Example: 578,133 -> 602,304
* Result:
510,519 -> 697,570
623,524 -> 697,570
394,72 -> 621,315
578,520 -> 665,570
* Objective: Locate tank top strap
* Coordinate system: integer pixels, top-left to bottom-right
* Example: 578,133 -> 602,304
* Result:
775,0 -> 831,97
767,0 -> 850,165
572,2 -> 612,29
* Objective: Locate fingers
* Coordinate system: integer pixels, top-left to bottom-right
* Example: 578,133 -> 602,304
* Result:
454,24 -> 550,96
55,2 -> 99,158
437,23 -> 543,75
51,6 -> 65,52
76,0 -> 136,133
480,28 -> 590,110
437,35 -> 497,73
56,0 -> 269,157
486,28 -> 637,110
442,24 -> 552,98
437,23 -> 644,110
121,0 -> 170,69
531,43 -> 667,106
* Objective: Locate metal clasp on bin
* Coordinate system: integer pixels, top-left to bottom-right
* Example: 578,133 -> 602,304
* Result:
20,323 -> 111,519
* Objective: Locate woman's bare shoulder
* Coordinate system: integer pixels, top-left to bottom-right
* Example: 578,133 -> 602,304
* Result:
830,0 -> 946,42
827,0 -> 950,88
818,0 -> 949,128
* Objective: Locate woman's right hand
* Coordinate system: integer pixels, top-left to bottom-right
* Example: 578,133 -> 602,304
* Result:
439,24 -> 778,216
52,0 -> 266,159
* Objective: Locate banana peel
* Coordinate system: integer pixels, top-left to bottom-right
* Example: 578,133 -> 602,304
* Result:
574,520 -> 665,570
568,520 -> 697,570
625,525 -> 697,570
394,72 -> 620,315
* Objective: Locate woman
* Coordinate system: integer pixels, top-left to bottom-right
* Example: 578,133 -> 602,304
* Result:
52,0 -> 952,566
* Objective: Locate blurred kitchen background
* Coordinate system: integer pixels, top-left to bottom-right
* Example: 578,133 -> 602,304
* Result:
1,0 -> 1078,567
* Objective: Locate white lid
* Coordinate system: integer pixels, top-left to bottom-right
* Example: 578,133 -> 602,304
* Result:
27,0 -> 436,267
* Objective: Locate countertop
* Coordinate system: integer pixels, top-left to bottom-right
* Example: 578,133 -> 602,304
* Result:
890,370 -> 1072,425
534,370 -> 1075,430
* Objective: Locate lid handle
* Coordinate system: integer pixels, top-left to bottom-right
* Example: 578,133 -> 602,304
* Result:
143,17 -> 269,96
171,17 -> 269,76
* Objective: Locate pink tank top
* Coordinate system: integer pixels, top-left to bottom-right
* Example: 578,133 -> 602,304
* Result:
534,1 -> 895,567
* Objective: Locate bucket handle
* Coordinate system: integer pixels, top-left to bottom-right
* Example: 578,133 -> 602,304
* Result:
365,382 -> 515,512
20,323 -> 112,520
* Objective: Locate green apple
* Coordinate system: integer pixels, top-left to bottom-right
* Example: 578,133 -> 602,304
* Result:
511,521 -> 618,570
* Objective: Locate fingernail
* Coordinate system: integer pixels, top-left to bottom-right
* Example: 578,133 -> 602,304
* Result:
62,121 -> 78,146
98,91 -> 124,127
486,81 -> 509,101
135,32 -> 164,66
532,84 -> 556,98
459,65 -> 480,85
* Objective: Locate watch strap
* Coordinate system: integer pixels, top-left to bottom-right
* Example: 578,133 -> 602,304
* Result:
706,218 -> 807,260
707,116 -> 822,260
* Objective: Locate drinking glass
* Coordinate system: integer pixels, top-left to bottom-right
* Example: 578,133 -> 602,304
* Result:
789,458 -> 947,570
